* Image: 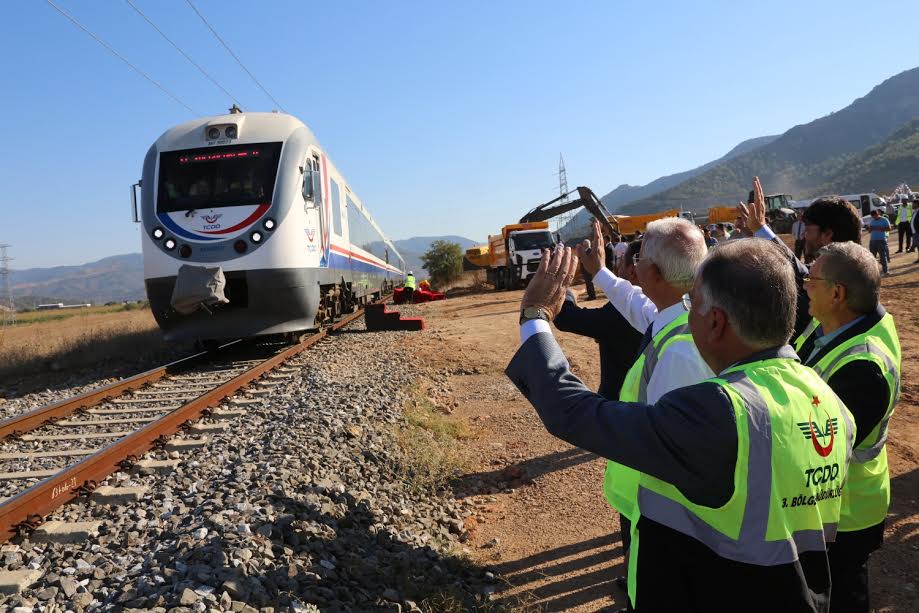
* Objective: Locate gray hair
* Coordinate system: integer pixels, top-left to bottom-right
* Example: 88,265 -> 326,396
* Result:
642,217 -> 707,291
696,239 -> 796,349
816,242 -> 880,314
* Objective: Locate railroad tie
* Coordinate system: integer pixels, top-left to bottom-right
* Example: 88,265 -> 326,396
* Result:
0,469 -> 60,481
57,417 -> 160,426
20,432 -> 133,442
0,449 -> 95,460
31,520 -> 101,544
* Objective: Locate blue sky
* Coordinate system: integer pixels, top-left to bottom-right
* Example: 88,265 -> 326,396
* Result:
1,0 -> 916,268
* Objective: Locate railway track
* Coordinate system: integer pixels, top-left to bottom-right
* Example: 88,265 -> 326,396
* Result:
0,303 -> 378,544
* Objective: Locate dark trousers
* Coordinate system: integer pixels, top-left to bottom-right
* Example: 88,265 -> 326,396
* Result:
828,523 -> 884,613
794,238 -> 805,260
582,265 -> 597,300
869,239 -> 890,273
897,222 -> 912,251
403,287 -> 414,304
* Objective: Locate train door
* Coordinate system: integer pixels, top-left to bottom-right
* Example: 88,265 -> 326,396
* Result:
306,153 -> 329,267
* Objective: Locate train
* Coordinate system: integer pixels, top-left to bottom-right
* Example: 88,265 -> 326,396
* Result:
134,110 -> 405,342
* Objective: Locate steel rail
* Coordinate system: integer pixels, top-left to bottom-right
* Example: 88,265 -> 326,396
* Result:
0,302 -> 378,543
0,348 -> 227,440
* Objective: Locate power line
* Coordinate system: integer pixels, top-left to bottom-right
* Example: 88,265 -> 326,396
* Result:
184,0 -> 286,112
124,0 -> 243,108
45,0 -> 200,115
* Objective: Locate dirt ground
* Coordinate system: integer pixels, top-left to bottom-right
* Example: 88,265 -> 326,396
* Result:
412,249 -> 919,612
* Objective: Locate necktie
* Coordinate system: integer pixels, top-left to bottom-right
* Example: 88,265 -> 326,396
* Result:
635,322 -> 655,359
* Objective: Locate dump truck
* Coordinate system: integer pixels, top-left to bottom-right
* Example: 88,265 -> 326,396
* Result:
485,186 -> 617,290
486,222 -> 556,289
609,210 -> 679,236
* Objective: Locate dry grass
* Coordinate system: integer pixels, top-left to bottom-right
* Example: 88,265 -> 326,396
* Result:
394,387 -> 474,494
0,306 -> 185,381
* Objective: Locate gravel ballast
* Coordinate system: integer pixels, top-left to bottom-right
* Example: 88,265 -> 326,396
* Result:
0,310 -> 494,612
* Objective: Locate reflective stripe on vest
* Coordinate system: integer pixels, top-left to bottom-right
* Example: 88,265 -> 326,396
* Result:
898,204 -> 913,224
627,360 -> 855,606
794,314 -> 901,531
603,313 -> 692,520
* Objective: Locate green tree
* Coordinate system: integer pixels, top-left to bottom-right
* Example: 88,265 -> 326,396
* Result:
420,240 -> 463,289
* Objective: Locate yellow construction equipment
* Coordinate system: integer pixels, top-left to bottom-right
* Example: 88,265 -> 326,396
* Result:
609,210 -> 679,236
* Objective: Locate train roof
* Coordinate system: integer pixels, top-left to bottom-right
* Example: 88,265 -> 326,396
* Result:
153,112 -> 319,152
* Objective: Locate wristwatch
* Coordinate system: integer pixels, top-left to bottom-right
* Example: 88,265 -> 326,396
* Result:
519,306 -> 551,325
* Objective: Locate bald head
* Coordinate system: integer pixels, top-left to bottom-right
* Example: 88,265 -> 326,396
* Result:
696,239 -> 797,349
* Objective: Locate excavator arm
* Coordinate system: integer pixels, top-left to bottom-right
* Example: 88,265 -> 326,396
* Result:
518,186 -> 617,238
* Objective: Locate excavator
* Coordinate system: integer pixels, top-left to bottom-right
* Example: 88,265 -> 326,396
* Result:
466,187 -> 618,290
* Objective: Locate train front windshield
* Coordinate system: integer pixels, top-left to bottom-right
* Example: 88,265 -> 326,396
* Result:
157,142 -> 283,213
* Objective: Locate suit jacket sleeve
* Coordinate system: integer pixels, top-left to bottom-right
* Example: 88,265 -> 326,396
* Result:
827,361 -> 890,447
769,235 -> 811,338
506,331 -> 737,507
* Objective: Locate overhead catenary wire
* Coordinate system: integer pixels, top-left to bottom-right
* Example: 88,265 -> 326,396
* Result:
184,0 -> 286,113
124,0 -> 244,109
44,0 -> 200,116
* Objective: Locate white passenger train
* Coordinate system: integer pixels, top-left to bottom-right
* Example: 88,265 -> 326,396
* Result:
134,110 -> 405,342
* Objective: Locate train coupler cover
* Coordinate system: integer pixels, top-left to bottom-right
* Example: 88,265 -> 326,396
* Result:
170,264 -> 230,315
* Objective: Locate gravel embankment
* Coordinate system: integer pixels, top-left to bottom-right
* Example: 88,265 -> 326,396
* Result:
0,310 -> 494,612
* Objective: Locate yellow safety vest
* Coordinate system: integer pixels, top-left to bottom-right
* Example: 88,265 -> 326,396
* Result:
629,357 -> 855,606
794,315 -> 901,531
404,274 -> 416,290
603,313 -> 694,521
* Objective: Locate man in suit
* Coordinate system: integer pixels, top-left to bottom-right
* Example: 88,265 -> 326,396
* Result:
739,177 -> 862,338
794,242 -> 900,613
576,218 -> 714,606
553,240 -> 643,400
509,240 -> 854,612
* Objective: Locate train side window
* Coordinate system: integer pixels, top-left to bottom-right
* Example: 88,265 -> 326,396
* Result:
329,179 -> 343,236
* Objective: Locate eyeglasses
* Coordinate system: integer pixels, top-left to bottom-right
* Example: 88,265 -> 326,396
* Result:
632,254 -> 642,266
803,275 -> 831,284
681,293 -> 692,311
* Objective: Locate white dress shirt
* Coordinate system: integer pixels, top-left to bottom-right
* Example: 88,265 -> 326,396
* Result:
587,267 -> 714,402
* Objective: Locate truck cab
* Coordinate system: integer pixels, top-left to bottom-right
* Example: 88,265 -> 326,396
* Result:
487,222 -> 556,289
508,228 -> 555,283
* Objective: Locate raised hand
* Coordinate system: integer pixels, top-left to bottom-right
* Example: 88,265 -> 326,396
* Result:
737,176 -> 768,233
520,246 -> 580,321
576,219 -> 605,276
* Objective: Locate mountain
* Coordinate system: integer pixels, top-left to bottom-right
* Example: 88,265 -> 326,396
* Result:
11,254 -> 145,303
618,66 -> 919,215
808,118 -> 919,196
600,134 -> 779,211
559,134 -> 779,237
393,236 -> 479,275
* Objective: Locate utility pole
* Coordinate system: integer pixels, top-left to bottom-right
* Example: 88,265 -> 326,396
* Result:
551,153 -> 572,237
0,245 -> 15,328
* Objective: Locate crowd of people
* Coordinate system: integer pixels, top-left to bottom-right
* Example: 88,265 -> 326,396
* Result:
507,178 -> 901,613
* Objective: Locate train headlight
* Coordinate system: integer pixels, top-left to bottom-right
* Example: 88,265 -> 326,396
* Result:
179,244 -> 192,258
164,238 -> 176,250
263,218 -> 275,230
225,125 -> 238,139
207,127 -> 221,140
234,240 -> 248,253
250,231 -> 262,243
152,227 -> 164,240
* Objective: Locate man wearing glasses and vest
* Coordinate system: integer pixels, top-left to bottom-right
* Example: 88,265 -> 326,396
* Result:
509,240 -> 854,612
796,242 -> 900,613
